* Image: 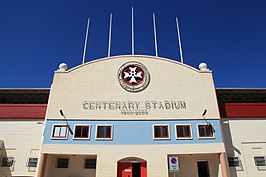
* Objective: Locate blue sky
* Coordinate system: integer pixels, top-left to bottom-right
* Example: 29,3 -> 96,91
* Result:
1,0 -> 266,88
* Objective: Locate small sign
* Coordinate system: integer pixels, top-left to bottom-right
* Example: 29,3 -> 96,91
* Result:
169,156 -> 179,172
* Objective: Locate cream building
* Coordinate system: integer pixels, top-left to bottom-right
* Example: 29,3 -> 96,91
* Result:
36,55 -> 229,177
0,140 -> 12,177
218,90 -> 266,177
1,57 -> 266,177
0,89 -> 48,177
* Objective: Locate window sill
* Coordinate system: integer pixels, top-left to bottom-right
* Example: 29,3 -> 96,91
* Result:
176,137 -> 193,140
198,136 -> 215,139
73,138 -> 90,140
153,137 -> 171,140
95,138 -> 113,141
51,137 -> 68,140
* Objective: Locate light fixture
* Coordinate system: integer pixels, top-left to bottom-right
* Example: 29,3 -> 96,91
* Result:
201,109 -> 215,133
60,109 -> 65,117
36,121 -> 44,125
202,109 -> 207,116
59,109 -> 73,135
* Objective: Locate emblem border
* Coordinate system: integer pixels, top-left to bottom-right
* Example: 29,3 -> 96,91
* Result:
117,61 -> 150,92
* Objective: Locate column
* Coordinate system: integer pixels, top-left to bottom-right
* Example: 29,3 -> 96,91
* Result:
36,153 -> 47,177
220,152 -> 229,177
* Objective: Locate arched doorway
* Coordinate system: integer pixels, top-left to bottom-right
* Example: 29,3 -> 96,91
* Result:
117,157 -> 147,177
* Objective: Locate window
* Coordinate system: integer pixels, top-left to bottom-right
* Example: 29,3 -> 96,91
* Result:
2,157 -> 14,167
85,159 -> 96,169
254,156 -> 266,166
96,125 -> 113,140
27,158 -> 38,167
56,158 -> 69,168
52,125 -> 68,139
198,124 -> 214,138
153,125 -> 170,139
74,125 -> 90,139
176,124 -> 192,139
228,157 -> 240,167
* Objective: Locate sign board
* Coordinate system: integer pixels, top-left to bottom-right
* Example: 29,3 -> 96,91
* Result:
169,156 -> 179,172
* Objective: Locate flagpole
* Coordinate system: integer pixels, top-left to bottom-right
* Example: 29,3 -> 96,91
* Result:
108,13 -> 112,57
176,17 -> 184,63
131,7 -> 135,55
82,18 -> 90,64
153,13 -> 158,57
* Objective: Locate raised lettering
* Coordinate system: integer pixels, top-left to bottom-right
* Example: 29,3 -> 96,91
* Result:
145,101 -> 151,109
109,101 -> 115,110
89,102 -> 95,110
135,101 -> 140,109
128,101 -> 134,109
158,102 -> 164,109
83,102 -> 89,110
152,101 -> 157,109
165,101 -> 171,109
181,101 -> 186,109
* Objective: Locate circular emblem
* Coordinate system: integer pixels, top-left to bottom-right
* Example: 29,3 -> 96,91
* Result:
118,61 -> 150,92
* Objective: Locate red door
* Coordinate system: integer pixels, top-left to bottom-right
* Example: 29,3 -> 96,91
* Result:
118,163 -> 132,177
117,162 -> 147,177
140,162 -> 147,177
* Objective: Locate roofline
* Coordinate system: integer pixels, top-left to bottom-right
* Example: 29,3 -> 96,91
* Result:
56,55 -> 210,74
0,88 -> 266,103
216,88 -> 266,90
0,88 -> 50,90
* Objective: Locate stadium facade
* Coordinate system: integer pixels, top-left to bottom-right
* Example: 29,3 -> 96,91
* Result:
0,55 -> 266,177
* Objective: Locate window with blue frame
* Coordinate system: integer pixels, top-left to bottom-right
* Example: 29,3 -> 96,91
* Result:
198,124 -> 214,138
153,124 -> 170,139
96,125 -> 113,140
51,125 -> 68,139
176,124 -> 192,139
74,125 -> 90,139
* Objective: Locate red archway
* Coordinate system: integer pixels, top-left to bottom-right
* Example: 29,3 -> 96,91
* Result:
117,157 -> 147,177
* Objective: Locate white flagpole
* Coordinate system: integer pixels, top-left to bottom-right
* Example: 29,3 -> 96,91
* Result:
108,13 -> 113,57
82,18 -> 90,64
153,13 -> 158,57
131,7 -> 135,55
176,17 -> 184,63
